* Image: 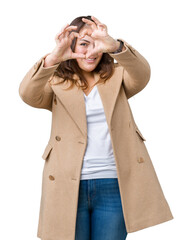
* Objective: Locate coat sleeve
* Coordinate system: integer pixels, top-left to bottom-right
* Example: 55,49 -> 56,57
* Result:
18,54 -> 60,111
109,39 -> 151,99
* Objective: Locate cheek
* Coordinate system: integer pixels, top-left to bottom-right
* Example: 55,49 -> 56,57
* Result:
75,46 -> 86,54
76,59 -> 81,66
98,53 -> 103,61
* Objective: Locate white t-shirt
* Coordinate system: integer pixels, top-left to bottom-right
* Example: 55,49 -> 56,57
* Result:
80,85 -> 118,180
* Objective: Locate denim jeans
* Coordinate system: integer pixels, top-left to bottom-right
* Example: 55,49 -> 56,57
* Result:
75,178 -> 128,240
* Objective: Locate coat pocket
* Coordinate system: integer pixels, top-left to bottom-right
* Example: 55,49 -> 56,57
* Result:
42,143 -> 53,160
135,128 -> 146,141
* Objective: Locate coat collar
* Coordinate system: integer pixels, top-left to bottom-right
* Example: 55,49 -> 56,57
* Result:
51,69 -> 123,138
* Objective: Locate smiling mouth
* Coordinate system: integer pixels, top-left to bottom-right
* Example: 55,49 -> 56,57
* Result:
84,58 -> 97,63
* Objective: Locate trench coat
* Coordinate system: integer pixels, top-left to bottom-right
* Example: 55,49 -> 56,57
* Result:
19,39 -> 173,240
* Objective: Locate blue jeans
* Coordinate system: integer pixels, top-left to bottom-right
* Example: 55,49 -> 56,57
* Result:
75,178 -> 128,240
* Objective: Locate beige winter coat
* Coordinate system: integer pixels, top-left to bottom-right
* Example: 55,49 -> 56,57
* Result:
19,40 -> 173,240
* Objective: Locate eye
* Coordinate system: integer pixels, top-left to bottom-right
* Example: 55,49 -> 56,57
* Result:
80,43 -> 87,46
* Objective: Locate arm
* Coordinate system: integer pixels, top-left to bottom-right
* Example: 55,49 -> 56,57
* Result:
109,39 -> 151,99
19,23 -> 87,111
18,54 -> 60,111
80,17 -> 151,99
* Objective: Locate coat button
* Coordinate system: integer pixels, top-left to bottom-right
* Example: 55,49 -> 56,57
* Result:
49,175 -> 55,180
55,136 -> 61,141
138,157 -> 144,163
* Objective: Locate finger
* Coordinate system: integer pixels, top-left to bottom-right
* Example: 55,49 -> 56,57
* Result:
91,16 -> 107,31
86,49 -> 101,59
60,23 -> 69,33
64,26 -> 78,38
55,33 -> 63,42
82,17 -> 97,30
68,32 -> 80,41
55,24 -> 69,41
71,53 -> 86,59
98,23 -> 107,31
57,25 -> 77,39
79,28 -> 93,38
63,25 -> 77,37
64,25 -> 78,32
91,16 -> 102,25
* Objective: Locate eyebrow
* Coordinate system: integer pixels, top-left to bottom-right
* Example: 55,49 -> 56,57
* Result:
80,39 -> 90,43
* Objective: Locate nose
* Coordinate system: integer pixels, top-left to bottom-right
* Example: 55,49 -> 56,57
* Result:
87,42 -> 94,52
86,44 -> 98,59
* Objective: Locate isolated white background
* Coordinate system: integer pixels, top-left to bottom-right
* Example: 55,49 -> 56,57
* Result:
0,0 -> 191,239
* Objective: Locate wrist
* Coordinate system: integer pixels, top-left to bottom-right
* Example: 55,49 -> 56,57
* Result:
106,39 -> 120,53
110,39 -> 124,54
43,54 -> 61,67
113,40 -> 121,52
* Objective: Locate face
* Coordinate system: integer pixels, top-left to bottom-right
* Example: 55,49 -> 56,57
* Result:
74,26 -> 103,74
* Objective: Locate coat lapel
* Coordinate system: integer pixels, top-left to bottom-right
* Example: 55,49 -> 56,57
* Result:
51,68 -> 123,138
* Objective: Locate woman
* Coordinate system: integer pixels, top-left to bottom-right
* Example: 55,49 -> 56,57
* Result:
19,15 -> 173,240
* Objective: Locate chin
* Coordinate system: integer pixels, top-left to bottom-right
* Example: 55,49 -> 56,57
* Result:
82,66 -> 97,72
78,63 -> 100,73
76,56 -> 102,73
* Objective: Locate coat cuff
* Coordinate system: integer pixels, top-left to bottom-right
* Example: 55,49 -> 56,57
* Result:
34,53 -> 61,77
108,38 -> 137,61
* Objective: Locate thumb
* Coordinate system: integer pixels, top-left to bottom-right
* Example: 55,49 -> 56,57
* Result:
86,49 -> 100,59
71,53 -> 86,59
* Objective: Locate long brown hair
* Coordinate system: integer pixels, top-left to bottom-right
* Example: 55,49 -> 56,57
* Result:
49,15 -> 115,91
